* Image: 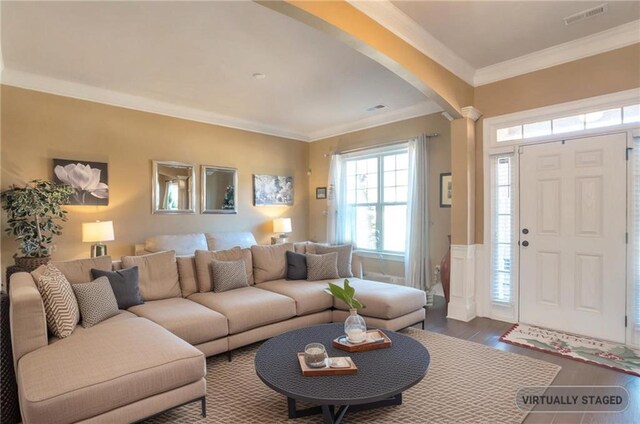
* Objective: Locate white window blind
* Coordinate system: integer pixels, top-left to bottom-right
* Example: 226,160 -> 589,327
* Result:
633,137 -> 640,335
490,154 -> 516,305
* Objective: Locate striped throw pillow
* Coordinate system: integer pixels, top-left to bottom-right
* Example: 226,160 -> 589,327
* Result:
37,264 -> 80,338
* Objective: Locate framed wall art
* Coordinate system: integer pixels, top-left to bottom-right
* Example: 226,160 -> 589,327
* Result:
439,172 -> 452,208
53,159 -> 109,205
253,174 -> 293,206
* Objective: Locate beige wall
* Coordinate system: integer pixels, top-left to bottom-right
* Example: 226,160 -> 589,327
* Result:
474,43 -> 640,243
1,86 -> 310,272
308,113 -> 452,278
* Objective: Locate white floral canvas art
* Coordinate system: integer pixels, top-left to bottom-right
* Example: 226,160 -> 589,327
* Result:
253,175 -> 293,206
53,159 -> 109,205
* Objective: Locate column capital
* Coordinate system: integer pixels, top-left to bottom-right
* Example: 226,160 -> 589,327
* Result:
460,106 -> 482,122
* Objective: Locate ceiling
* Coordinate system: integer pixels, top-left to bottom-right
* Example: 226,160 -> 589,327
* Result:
1,1 -> 439,142
2,1 -> 638,141
392,1 -> 640,69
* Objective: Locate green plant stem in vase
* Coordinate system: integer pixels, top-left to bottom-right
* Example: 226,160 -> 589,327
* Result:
1,180 -> 73,271
325,279 -> 367,343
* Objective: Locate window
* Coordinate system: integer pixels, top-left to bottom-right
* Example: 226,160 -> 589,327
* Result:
633,137 -> 640,339
490,154 -> 516,305
496,103 -> 640,142
344,149 -> 408,253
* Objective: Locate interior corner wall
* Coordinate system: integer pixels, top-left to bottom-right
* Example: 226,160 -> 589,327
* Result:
0,86 -> 310,272
474,43 -> 640,244
307,113 -> 452,279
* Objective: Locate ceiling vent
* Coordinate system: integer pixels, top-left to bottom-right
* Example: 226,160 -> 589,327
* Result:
563,4 -> 608,26
366,104 -> 386,112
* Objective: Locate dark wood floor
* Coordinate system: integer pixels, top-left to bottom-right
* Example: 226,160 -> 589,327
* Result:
420,296 -> 639,424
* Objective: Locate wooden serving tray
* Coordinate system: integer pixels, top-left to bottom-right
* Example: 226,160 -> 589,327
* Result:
332,329 -> 392,352
297,353 -> 357,376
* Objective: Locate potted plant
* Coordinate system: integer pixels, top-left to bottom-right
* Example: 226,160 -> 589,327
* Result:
325,279 -> 367,343
1,180 -> 74,271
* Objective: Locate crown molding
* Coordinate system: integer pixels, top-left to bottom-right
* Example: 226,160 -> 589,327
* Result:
2,68 -> 444,143
2,69 -> 312,141
474,20 -> 640,86
461,106 -> 482,122
347,0 -> 475,86
307,101 -> 442,142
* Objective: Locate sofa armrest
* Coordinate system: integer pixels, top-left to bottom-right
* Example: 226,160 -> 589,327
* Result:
351,253 -> 363,279
9,272 -> 48,369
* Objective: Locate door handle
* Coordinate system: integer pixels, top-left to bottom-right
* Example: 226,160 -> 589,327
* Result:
522,240 -> 529,247
522,228 -> 529,234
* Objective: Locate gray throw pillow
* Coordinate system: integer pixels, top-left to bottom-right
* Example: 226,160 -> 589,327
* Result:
315,244 -> 353,278
211,259 -> 249,293
72,276 -> 120,328
91,267 -> 143,310
286,251 -> 307,280
306,252 -> 340,281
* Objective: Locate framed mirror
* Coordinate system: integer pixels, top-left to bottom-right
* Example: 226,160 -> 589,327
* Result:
152,161 -> 196,214
201,165 -> 238,214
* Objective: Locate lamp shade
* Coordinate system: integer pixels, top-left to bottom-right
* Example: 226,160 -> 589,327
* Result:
82,221 -> 115,243
273,218 -> 292,234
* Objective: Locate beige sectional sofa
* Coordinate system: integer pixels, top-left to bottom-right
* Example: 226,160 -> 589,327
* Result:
10,232 -> 426,423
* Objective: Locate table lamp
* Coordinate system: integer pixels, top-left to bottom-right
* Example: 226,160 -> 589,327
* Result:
82,220 -> 115,257
271,218 -> 292,245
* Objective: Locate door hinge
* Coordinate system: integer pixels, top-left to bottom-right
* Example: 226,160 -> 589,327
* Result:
627,147 -> 633,160
625,316 -> 628,327
626,232 -> 629,244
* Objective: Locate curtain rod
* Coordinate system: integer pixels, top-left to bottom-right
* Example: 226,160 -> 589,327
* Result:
324,133 -> 439,157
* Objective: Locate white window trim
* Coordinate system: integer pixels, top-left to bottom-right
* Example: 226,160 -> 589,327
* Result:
342,145 -> 409,255
482,89 -> 640,337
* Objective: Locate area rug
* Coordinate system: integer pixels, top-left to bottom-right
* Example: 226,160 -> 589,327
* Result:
146,327 -> 560,424
500,323 -> 640,377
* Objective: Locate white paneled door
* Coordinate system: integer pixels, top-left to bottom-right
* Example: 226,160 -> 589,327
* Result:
519,133 -> 627,343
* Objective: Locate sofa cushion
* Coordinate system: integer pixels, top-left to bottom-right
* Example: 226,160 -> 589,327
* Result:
256,279 -> 333,316
251,243 -> 294,284
36,264 -> 80,338
91,266 -> 144,310
18,318 -> 204,424
144,233 -> 207,256
121,251 -> 182,301
195,247 -> 253,292
286,251 -> 307,280
331,278 -> 426,320
128,298 -> 228,345
313,244 -> 354,278
33,256 -> 113,285
48,310 -> 137,344
205,231 -> 257,250
211,259 -> 249,292
306,252 -> 340,281
177,256 -> 199,297
189,287 -> 296,334
72,276 -> 119,328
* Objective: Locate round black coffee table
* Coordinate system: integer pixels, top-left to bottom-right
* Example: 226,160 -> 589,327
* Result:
255,323 -> 429,424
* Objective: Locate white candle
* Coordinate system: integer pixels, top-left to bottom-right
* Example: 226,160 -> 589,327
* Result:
347,328 -> 365,342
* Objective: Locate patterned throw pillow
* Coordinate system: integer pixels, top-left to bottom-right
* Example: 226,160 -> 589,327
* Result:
314,244 -> 353,278
211,259 -> 249,293
306,252 -> 340,281
36,264 -> 80,338
72,277 -> 120,328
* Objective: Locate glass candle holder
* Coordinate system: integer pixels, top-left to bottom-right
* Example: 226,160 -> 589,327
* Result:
304,343 -> 328,368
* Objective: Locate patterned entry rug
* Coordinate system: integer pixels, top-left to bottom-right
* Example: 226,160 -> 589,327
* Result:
500,323 -> 640,377
146,327 -> 560,424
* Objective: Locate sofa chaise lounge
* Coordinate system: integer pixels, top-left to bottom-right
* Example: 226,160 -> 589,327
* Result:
10,232 -> 426,423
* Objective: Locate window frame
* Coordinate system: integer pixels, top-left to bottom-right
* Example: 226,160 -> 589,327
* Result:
342,146 -> 409,255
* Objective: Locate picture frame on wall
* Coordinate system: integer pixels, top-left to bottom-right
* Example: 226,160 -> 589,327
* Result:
316,187 -> 327,199
253,174 -> 294,206
53,159 -> 109,206
439,172 -> 452,208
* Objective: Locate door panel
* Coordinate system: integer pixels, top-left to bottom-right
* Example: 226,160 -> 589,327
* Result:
519,133 -> 627,342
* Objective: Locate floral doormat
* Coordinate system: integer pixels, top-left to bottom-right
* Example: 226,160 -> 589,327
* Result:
500,323 -> 640,377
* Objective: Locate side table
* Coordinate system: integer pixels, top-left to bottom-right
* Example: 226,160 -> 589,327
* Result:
1,290 -> 21,424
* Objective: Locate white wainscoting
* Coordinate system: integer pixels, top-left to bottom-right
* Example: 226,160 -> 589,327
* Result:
447,244 -> 477,322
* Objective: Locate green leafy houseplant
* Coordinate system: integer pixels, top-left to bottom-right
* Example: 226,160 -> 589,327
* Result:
325,279 -> 365,310
1,180 -> 74,259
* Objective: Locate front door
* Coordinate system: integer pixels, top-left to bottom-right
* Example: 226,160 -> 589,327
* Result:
519,133 -> 627,342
